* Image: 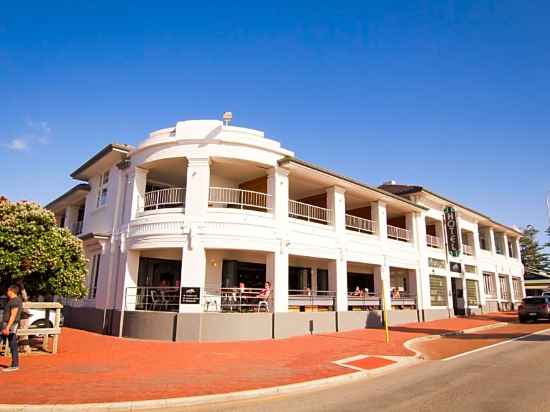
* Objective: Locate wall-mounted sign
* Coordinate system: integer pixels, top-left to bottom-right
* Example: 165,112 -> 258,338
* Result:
444,206 -> 460,257
450,262 -> 462,273
180,287 -> 201,304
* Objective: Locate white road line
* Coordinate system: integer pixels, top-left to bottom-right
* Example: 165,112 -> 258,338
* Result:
442,327 -> 550,362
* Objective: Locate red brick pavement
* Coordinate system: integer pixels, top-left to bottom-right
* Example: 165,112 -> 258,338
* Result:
0,313 -> 511,405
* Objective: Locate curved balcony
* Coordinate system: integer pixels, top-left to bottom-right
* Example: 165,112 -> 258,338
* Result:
208,187 -> 271,212
141,187 -> 186,212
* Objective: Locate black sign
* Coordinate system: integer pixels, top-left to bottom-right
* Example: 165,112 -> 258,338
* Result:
180,287 -> 201,304
450,262 -> 462,273
444,206 -> 460,257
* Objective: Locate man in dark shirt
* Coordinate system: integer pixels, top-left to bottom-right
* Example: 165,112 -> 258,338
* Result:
2,285 -> 22,372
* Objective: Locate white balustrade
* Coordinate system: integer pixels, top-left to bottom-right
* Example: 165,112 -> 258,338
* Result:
345,214 -> 376,234
208,187 -> 271,212
462,243 -> 474,256
288,200 -> 333,224
142,187 -> 186,211
426,234 -> 442,248
387,225 -> 410,242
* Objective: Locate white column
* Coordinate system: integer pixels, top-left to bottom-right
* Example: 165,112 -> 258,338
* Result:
371,200 -> 388,242
329,254 -> 348,312
494,271 -> 502,302
266,249 -> 289,312
128,167 -> 148,220
326,186 -> 346,231
414,212 -> 429,310
405,213 -> 415,244
489,228 -> 497,256
184,157 -> 210,220
122,250 -> 140,311
515,238 -> 521,261
267,167 -> 290,312
472,223 -> 481,257
375,263 -> 391,310
503,233 -> 510,258
268,166 -> 289,225
180,243 -> 206,313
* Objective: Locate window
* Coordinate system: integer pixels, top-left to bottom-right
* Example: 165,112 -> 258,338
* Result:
464,265 -> 477,274
430,275 -> 448,306
96,171 -> 110,207
428,258 -> 446,269
512,277 -> 523,300
88,255 -> 101,299
499,275 -> 510,300
483,272 -> 496,297
466,279 -> 479,306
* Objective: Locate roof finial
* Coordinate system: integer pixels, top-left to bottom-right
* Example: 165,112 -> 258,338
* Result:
222,112 -> 233,126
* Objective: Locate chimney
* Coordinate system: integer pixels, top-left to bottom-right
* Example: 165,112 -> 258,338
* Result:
383,180 -> 397,185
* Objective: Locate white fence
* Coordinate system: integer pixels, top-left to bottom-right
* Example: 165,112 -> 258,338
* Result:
426,234 -> 442,248
209,187 -> 271,212
288,200 -> 333,224
387,225 -> 410,242
345,214 -> 375,234
143,187 -> 186,211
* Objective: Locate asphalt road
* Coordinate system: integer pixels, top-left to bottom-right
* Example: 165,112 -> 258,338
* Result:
174,328 -> 550,412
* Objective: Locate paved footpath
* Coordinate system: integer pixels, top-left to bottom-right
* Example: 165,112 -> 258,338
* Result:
0,312 -> 527,405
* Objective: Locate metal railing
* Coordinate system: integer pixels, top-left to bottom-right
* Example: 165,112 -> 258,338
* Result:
288,200 -> 333,225
288,290 -> 336,310
125,287 -> 181,312
462,244 -> 474,256
345,214 -> 376,234
143,187 -> 186,211
347,292 -> 381,309
387,225 -> 410,242
391,293 -> 417,309
216,287 -> 272,312
426,234 -> 442,248
208,187 -> 272,212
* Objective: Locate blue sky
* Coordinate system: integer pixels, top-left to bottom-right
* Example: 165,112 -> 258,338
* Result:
1,1 -> 549,240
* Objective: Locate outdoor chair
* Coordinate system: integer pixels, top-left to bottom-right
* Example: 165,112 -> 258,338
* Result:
258,295 -> 271,312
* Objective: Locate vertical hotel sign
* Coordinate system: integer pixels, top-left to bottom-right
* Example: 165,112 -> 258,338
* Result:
444,206 -> 460,257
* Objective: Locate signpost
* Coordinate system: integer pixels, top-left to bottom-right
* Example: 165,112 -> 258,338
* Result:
444,206 -> 460,257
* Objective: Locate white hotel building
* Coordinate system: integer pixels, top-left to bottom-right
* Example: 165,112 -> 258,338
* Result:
47,119 -> 525,341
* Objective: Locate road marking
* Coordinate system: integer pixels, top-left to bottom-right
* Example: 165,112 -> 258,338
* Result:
442,327 -> 550,362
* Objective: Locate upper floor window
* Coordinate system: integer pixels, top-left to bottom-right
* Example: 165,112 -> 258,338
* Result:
96,171 -> 110,207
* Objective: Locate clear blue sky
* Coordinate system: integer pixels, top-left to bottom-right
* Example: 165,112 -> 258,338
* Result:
1,1 -> 549,240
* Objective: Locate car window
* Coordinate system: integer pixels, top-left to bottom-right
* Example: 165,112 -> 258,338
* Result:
523,297 -> 547,304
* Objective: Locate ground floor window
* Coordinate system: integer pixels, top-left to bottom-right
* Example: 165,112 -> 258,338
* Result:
483,272 -> 496,297
430,275 -> 448,306
222,260 -> 266,289
288,266 -> 312,293
88,254 -> 101,299
466,279 -> 479,306
499,275 -> 511,300
512,277 -> 523,300
138,257 -> 181,287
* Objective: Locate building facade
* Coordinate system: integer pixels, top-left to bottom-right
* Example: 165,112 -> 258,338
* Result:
46,119 -> 525,341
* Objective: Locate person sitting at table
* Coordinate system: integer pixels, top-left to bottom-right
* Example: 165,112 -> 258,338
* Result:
257,282 -> 271,312
303,287 -> 312,296
391,287 -> 401,299
352,286 -> 363,296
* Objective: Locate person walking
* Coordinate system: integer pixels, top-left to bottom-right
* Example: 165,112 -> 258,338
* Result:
2,285 -> 23,372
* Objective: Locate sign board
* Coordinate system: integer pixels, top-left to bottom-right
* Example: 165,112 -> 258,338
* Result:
180,287 -> 201,304
444,206 -> 460,257
450,262 -> 462,273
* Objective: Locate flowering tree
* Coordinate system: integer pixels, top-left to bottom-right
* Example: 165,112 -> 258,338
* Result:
0,196 -> 88,298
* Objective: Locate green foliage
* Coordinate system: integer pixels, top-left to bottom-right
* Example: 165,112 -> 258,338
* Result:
0,197 -> 88,298
520,225 -> 550,275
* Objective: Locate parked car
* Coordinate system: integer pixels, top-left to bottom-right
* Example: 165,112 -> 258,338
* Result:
518,296 -> 550,323
542,291 -> 550,297
0,297 -> 62,328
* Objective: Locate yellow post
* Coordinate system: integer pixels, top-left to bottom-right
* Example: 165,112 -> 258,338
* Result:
382,281 -> 390,343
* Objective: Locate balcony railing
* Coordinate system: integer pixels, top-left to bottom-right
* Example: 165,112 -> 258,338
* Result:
462,244 -> 474,256
209,187 -> 271,212
289,200 -> 333,225
387,225 -> 410,242
345,214 -> 376,234
143,187 -> 186,211
426,234 -> 442,248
